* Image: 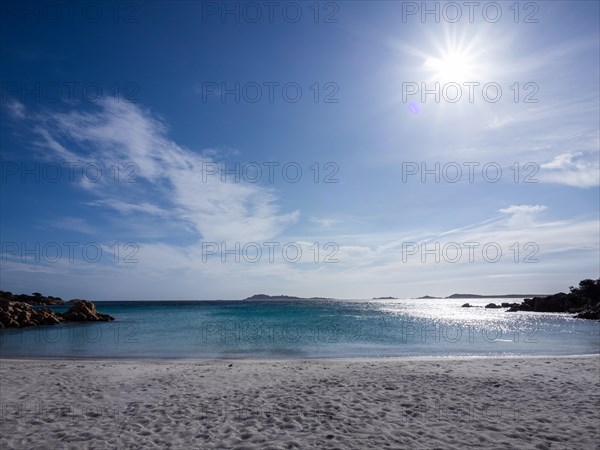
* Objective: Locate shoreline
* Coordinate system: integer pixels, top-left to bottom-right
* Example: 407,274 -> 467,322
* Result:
2,352 -> 600,363
2,355 -> 599,448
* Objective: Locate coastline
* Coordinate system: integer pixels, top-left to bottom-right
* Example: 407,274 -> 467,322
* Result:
1,356 -> 599,448
1,352 -> 599,362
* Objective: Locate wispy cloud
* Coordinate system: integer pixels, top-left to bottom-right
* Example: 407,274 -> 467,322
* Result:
499,204 -> 548,228
2,199 -> 597,299
22,99 -> 298,243
48,217 -> 97,235
3,98 -> 26,119
540,152 -> 599,188
310,216 -> 339,228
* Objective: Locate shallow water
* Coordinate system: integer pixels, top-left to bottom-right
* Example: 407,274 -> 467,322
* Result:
1,298 -> 598,358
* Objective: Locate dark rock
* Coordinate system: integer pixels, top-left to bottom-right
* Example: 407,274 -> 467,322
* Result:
485,303 -> 502,308
507,293 -> 578,313
60,300 -> 114,322
0,297 -> 113,328
575,301 -> 600,320
507,279 -> 600,320
500,302 -> 520,308
0,300 -> 63,328
0,290 -> 65,305
461,303 -> 472,308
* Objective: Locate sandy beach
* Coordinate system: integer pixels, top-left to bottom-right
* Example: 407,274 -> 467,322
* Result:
1,356 -> 599,449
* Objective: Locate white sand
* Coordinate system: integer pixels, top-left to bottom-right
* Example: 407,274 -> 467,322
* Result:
1,356 -> 599,449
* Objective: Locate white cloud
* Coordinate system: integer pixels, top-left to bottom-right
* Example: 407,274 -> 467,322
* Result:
27,99 -> 298,243
310,217 -> 338,228
540,152 -> 599,188
87,199 -> 168,217
4,99 -> 26,119
4,101 -> 598,300
2,204 -> 598,299
499,204 -> 547,228
49,217 -> 96,235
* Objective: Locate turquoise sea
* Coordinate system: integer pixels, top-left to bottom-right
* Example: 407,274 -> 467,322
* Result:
1,298 -> 599,358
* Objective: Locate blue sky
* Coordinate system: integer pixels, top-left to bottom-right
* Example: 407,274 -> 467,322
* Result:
1,1 -> 598,300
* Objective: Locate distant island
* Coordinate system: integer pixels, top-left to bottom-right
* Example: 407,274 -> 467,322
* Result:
372,296 -> 398,300
445,293 -> 546,299
414,294 -> 544,299
245,294 -> 302,300
244,294 -> 331,300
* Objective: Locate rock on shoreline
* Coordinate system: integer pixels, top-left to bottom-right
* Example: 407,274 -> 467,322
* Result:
507,279 -> 600,320
0,299 -> 114,328
460,279 -> 599,320
0,290 -> 65,305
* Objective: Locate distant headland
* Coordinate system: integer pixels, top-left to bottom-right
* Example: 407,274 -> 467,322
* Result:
244,294 -> 331,300
444,293 -> 546,299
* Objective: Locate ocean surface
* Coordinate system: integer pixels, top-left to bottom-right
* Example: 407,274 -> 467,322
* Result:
1,298 -> 599,359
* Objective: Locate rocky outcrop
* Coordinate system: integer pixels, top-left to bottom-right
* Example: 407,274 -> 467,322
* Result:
501,302 -> 520,308
61,300 -> 113,322
484,302 -> 520,309
0,291 -> 65,305
507,293 -> 577,312
0,301 -> 62,328
485,303 -> 502,309
576,304 -> 600,320
507,279 -> 600,320
0,299 -> 114,328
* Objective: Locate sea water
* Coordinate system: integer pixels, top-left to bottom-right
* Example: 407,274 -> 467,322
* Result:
1,298 -> 598,358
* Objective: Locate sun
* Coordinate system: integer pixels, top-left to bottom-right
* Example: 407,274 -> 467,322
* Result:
423,49 -> 477,84
417,28 -> 492,85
